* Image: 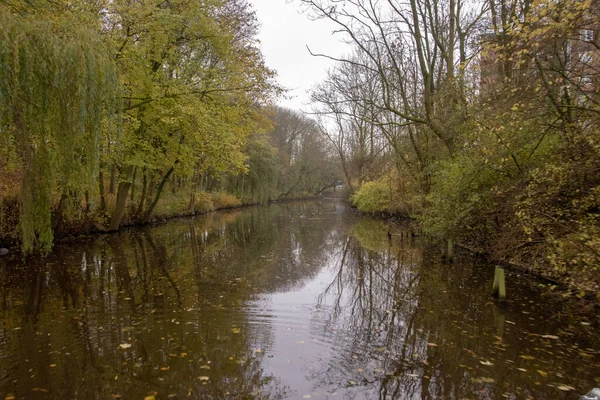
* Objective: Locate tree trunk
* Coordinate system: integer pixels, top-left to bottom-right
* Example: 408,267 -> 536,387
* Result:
135,172 -> 148,217
109,165 -> 134,231
109,164 -> 117,194
130,167 -> 137,201
84,190 -> 91,214
240,174 -> 245,203
99,169 -> 107,215
142,165 -> 176,222
189,166 -> 200,214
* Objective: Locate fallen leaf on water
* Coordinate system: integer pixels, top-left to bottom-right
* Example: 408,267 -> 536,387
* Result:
357,368 -> 364,372
480,360 -> 494,366
144,396 -> 155,400
427,343 -> 439,347
517,368 -> 527,372
160,367 -> 169,371
49,364 -> 56,368
231,328 -> 241,334
119,343 -> 131,349
198,376 -> 209,381
537,370 -> 548,377
519,355 -> 535,360
541,335 -> 559,340
556,385 -> 575,391
471,377 -> 495,383
5,394 -> 16,400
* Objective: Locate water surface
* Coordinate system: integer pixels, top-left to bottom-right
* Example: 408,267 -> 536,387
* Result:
0,199 -> 599,399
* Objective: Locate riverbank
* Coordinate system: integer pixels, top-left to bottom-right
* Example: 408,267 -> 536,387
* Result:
0,192 -> 329,254
355,203 -> 600,306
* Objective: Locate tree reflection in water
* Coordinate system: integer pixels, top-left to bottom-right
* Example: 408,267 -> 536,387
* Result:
310,218 -> 600,399
0,201 -> 598,399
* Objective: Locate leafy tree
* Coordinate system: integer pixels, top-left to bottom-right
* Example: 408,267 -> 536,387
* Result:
0,6 -> 118,252
102,0 -> 278,229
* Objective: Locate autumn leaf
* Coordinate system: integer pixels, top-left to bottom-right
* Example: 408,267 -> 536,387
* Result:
519,355 -> 535,360
541,335 -> 559,340
556,385 -> 575,391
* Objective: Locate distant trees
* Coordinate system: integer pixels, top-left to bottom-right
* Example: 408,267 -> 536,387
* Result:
233,107 -> 339,203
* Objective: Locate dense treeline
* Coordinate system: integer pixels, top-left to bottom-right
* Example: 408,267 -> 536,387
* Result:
304,0 -> 600,292
0,0 -> 339,253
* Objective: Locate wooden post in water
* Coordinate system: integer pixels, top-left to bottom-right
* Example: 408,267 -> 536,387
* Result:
442,238 -> 454,263
492,266 -> 506,302
493,303 -> 506,337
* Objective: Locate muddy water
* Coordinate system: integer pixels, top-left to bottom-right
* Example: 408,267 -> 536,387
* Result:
0,199 -> 598,399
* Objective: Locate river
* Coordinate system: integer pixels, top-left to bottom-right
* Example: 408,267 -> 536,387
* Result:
0,198 -> 598,399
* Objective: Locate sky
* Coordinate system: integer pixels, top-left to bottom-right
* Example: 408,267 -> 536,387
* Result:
249,0 -> 349,111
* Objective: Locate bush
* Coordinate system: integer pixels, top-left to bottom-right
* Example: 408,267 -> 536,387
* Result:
211,192 -> 241,209
193,191 -> 213,213
351,178 -> 393,213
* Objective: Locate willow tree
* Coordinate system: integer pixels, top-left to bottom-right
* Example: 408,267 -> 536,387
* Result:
0,11 -> 118,252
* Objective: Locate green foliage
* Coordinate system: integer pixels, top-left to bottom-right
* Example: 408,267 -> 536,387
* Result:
246,133 -> 279,204
351,177 -> 393,214
0,9 -> 118,252
419,157 -> 498,238
194,192 -> 215,213
211,192 -> 242,209
0,0 -> 287,250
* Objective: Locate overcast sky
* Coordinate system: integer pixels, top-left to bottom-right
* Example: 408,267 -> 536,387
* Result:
249,0 -> 348,111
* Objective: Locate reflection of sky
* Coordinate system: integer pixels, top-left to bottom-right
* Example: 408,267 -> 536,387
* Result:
253,255 -> 343,399
254,240 -> 424,399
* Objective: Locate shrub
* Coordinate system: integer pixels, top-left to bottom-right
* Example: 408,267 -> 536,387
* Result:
194,191 -> 214,213
351,178 -> 393,214
211,192 -> 241,209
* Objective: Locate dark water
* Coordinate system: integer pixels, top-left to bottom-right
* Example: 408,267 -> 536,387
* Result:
0,199 -> 599,399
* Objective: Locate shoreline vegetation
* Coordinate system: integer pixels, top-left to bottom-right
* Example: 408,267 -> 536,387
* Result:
0,190 -> 336,251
